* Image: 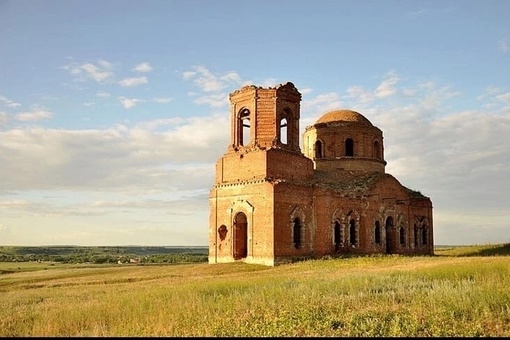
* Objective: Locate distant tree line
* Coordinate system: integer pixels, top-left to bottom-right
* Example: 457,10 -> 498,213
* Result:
0,246 -> 208,264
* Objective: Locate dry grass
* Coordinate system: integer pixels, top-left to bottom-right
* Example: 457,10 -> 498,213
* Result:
1,247 -> 509,336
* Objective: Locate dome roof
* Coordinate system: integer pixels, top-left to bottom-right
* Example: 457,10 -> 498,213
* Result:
315,109 -> 373,126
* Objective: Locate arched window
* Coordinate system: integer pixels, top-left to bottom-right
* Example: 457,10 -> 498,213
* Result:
334,221 -> 342,249
399,226 -> 406,245
414,224 -> 419,247
374,221 -> 381,244
280,117 -> 288,145
373,140 -> 380,159
293,217 -> 302,249
422,228 -> 428,245
345,138 -> 354,157
349,219 -> 356,246
239,108 -> 250,146
314,140 -> 323,159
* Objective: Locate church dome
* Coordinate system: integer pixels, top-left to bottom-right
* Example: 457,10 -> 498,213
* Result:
315,109 -> 373,126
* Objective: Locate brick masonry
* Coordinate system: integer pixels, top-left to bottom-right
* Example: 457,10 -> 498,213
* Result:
209,82 -> 433,266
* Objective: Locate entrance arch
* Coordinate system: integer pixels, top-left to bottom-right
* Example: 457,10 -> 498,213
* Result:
385,216 -> 396,254
233,212 -> 248,260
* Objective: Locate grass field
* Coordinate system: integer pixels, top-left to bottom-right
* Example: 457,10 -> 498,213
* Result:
1,244 -> 509,336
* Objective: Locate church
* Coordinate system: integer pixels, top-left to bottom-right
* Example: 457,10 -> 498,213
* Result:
208,82 -> 433,266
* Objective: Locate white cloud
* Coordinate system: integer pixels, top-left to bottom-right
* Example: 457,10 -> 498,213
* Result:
181,68 -> 287,111
153,97 -> 173,104
374,71 -> 400,98
301,92 -> 343,119
0,111 -> 7,125
15,108 -> 53,122
192,92 -> 229,107
255,78 -> 278,88
182,71 -> 196,80
133,62 -> 153,73
0,114 -> 229,193
96,91 -> 111,98
0,96 -> 21,108
182,66 -> 243,92
496,92 -> 510,103
499,39 -> 509,53
118,76 -> 148,87
97,59 -> 112,69
345,86 -> 374,105
118,97 -> 142,109
63,60 -> 114,83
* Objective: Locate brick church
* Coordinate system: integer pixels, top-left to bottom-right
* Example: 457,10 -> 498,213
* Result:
209,82 -> 433,266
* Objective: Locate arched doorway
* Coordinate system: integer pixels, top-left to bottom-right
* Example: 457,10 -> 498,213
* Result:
385,216 -> 396,254
233,212 -> 248,260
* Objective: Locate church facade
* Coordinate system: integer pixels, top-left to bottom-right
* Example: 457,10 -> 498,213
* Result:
209,82 -> 433,266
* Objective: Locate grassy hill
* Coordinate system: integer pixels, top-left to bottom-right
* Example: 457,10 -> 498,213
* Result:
0,243 -> 509,336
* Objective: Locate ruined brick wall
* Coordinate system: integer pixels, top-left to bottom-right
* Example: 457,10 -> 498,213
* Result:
209,181 -> 276,266
215,151 -> 268,183
303,121 -> 386,173
273,182 -> 314,260
266,149 -> 314,181
209,83 -> 434,266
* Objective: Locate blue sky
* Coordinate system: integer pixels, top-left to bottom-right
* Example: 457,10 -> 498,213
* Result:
0,0 -> 509,246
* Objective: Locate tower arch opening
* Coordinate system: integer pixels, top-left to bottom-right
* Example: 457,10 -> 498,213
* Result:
239,108 -> 251,147
280,117 -> 288,145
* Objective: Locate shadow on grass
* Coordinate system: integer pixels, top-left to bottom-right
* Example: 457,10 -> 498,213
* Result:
465,243 -> 510,256
435,243 -> 510,257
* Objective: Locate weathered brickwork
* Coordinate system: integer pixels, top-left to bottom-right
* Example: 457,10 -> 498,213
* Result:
209,82 -> 434,266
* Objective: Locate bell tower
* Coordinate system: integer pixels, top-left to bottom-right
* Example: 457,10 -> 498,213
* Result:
229,82 -> 302,153
209,82 -> 314,266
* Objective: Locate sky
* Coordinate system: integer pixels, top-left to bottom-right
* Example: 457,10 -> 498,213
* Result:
0,0 -> 509,247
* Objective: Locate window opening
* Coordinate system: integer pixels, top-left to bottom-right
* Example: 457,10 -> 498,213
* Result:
349,219 -> 356,246
240,108 -> 250,146
334,221 -> 342,250
374,221 -> 381,244
293,217 -> 302,249
345,138 -> 354,157
314,140 -> 323,159
399,226 -> 405,245
414,224 -> 418,247
422,228 -> 428,245
373,140 -> 380,159
385,216 -> 395,254
280,117 -> 288,145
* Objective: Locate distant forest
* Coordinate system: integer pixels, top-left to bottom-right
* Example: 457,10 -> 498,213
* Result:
0,246 -> 208,264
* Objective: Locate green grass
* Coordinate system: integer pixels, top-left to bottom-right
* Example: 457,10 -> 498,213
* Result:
0,244 -> 509,336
